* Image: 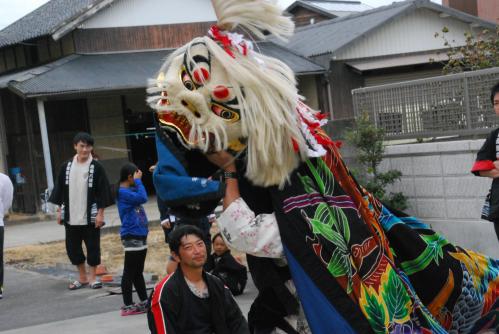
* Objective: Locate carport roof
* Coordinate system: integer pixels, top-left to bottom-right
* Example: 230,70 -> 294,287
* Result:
3,42 -> 324,98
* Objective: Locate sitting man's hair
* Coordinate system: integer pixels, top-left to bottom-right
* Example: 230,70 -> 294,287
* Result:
491,82 -> 499,105
73,132 -> 94,146
169,225 -> 205,254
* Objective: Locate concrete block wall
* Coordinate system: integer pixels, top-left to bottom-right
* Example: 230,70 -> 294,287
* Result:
378,139 -> 499,257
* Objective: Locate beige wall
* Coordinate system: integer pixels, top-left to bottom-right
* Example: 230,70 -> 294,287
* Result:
297,75 -> 319,110
87,96 -> 129,180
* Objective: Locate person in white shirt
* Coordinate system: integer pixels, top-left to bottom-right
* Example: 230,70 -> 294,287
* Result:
49,132 -> 113,290
0,172 -> 14,299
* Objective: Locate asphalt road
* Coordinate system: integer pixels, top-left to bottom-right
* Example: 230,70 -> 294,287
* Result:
0,266 -> 257,333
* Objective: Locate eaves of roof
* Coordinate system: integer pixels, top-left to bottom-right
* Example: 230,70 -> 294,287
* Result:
1,43 -> 324,99
286,1 -> 337,19
0,55 -> 79,89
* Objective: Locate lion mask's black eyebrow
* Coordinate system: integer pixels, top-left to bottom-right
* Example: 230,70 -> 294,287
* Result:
184,42 -> 211,75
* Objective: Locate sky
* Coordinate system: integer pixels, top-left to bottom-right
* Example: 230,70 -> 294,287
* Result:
0,0 -> 443,30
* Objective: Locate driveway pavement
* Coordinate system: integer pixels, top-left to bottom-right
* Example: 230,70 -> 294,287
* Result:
0,266 -> 256,333
1,197 -> 255,333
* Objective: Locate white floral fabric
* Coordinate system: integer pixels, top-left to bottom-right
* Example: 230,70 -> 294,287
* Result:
217,197 -> 283,259
218,197 -> 311,333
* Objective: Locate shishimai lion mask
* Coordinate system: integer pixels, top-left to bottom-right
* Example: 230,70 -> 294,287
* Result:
148,0 -> 330,187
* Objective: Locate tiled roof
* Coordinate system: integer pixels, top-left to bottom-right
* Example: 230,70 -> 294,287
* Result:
0,0 -> 107,48
280,0 -> 496,57
287,0 -> 372,17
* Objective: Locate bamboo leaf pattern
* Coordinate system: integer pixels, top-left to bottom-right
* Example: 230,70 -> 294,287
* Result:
315,203 -> 330,225
298,173 -> 316,195
333,203 -> 350,244
327,248 -> 353,293
400,233 -> 449,275
317,158 -> 335,195
305,159 -> 325,195
328,248 -> 349,277
309,218 -> 336,243
300,161 -> 354,293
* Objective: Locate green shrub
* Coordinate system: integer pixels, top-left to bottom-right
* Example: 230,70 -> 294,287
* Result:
345,113 -> 408,210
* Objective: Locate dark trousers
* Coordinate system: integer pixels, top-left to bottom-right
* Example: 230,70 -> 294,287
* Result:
0,226 -> 3,294
157,197 -> 169,222
121,249 -> 148,305
494,221 -> 499,241
65,225 -> 101,266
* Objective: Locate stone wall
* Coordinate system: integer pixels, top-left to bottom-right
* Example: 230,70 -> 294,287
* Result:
378,139 -> 499,257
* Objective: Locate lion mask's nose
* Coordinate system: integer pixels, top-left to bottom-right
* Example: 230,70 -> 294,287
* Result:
181,100 -> 201,118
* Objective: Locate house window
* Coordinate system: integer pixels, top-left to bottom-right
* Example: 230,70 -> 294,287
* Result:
61,34 -> 75,55
48,38 -> 62,59
4,48 -> 16,70
0,51 -> 6,73
37,38 -> 50,62
15,46 -> 26,68
24,40 -> 39,66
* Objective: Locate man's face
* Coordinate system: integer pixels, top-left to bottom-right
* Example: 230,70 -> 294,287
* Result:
174,234 -> 207,268
74,141 -> 93,161
494,93 -> 499,116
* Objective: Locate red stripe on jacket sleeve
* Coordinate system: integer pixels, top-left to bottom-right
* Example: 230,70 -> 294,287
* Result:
471,160 -> 495,174
151,273 -> 174,334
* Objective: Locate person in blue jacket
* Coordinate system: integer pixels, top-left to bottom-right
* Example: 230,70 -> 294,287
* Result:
116,163 -> 149,316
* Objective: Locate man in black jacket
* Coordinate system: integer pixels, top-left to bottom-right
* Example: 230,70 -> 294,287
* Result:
148,225 -> 249,334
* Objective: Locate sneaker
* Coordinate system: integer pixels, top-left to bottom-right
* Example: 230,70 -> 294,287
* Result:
134,300 -> 148,313
120,304 -> 146,316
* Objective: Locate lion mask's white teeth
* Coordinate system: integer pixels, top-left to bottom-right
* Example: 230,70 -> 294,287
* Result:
213,129 -> 222,152
204,130 -> 210,152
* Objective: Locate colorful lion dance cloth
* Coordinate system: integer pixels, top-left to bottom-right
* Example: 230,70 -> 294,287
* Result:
147,1 -> 499,333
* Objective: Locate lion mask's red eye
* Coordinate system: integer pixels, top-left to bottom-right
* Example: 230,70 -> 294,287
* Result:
212,85 -> 230,101
192,68 -> 210,85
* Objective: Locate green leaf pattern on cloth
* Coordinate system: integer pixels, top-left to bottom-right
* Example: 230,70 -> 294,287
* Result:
363,285 -> 388,334
400,234 -> 450,276
382,269 -> 411,323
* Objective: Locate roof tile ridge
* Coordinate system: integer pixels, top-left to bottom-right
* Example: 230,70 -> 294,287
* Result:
293,0 -> 414,34
257,40 -> 323,67
7,54 -> 80,88
0,0 -> 70,33
50,0 -> 114,36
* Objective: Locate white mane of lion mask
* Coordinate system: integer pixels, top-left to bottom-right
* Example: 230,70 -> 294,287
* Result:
148,0 -> 327,188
